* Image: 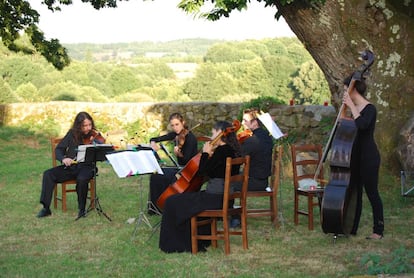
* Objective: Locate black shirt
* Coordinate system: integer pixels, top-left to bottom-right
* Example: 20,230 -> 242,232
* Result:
240,127 -> 273,179
150,131 -> 198,166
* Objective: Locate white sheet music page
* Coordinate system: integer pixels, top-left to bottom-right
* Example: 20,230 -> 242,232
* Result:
258,113 -> 284,140
106,150 -> 164,178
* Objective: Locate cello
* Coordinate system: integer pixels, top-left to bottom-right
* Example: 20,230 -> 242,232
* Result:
320,50 -> 374,235
156,120 -> 241,210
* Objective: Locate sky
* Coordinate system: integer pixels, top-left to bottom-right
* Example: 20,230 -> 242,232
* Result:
29,1 -> 295,44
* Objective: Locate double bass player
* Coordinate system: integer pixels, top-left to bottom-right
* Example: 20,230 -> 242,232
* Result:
342,74 -> 384,239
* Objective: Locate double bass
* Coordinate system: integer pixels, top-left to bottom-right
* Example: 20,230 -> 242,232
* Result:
156,120 -> 241,210
320,50 -> 374,235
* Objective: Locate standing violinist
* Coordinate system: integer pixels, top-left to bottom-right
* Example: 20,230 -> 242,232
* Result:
230,108 -> 274,228
343,74 -> 384,240
159,120 -> 241,253
37,111 -> 106,219
148,112 -> 198,214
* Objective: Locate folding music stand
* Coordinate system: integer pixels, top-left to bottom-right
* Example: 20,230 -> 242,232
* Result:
104,149 -> 163,240
76,145 -> 114,221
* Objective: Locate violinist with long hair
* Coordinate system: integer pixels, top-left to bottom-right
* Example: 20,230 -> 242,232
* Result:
37,111 -> 105,219
148,112 -> 198,214
159,120 -> 241,253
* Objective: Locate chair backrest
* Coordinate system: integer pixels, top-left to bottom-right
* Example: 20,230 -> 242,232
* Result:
51,137 -> 62,168
223,155 -> 250,214
291,144 -> 324,189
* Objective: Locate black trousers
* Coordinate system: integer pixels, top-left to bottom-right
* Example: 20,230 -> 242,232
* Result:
40,163 -> 95,211
350,160 -> 384,236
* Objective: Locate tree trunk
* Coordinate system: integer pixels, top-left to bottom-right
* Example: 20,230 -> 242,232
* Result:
275,0 -> 414,171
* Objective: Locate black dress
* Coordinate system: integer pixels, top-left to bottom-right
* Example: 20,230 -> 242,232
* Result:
159,144 -> 238,253
350,104 -> 384,236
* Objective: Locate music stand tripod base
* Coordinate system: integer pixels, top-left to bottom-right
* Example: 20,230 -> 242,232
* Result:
84,197 -> 112,221
131,175 -> 161,241
131,211 -> 153,240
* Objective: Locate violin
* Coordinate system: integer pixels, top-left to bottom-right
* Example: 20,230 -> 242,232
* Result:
175,129 -> 189,152
156,119 -> 241,210
237,129 -> 253,144
83,129 -> 106,144
173,122 -> 202,154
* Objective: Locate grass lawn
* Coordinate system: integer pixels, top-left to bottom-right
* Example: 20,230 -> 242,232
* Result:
0,127 -> 413,277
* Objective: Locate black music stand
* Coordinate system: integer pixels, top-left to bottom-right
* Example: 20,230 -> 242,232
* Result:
76,145 -> 114,221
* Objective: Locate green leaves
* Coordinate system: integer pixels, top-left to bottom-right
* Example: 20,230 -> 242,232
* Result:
0,0 -> 70,69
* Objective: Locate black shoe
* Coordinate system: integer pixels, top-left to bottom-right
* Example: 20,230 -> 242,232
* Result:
230,218 -> 241,229
77,209 -> 86,219
37,208 -> 52,218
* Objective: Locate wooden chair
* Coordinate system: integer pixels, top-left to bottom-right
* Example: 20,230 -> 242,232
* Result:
191,155 -> 250,255
246,145 -> 282,227
51,138 -> 95,212
291,144 -> 325,230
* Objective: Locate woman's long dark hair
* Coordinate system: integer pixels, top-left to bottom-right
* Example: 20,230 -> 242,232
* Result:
71,111 -> 95,144
213,121 -> 241,157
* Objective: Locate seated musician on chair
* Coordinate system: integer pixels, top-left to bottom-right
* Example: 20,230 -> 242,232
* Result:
147,112 -> 198,214
37,111 -> 106,219
231,108 -> 274,228
159,120 -> 241,253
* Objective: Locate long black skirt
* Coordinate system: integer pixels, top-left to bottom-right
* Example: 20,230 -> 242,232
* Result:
159,191 -> 223,253
148,167 -> 179,213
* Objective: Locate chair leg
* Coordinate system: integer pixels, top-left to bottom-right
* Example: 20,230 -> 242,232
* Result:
190,217 -> 198,254
53,184 -> 58,209
211,218 -> 218,248
308,195 -> 314,230
62,184 -> 67,212
294,193 -> 299,225
270,195 -> 278,225
241,213 -> 248,250
223,217 -> 230,255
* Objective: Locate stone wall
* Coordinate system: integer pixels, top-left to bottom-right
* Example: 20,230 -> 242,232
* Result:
0,102 -> 336,146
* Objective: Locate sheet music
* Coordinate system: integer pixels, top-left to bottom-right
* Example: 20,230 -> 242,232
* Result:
258,113 -> 284,140
76,144 -> 114,162
106,150 -> 164,178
